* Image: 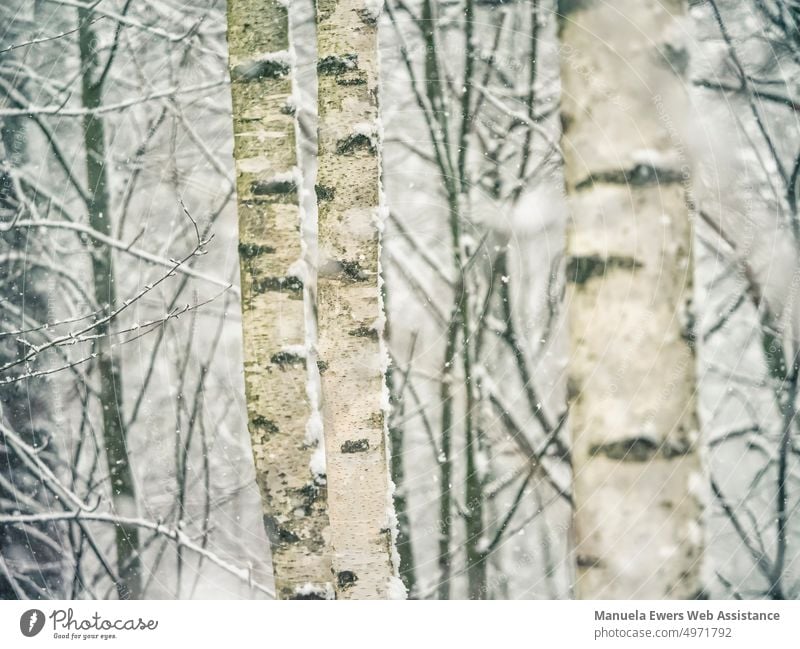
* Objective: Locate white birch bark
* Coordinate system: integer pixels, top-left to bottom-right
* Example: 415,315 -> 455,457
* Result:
227,0 -> 333,600
315,0 -> 402,599
559,0 -> 704,599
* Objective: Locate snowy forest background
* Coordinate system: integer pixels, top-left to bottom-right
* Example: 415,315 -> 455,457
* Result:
1,0 -> 799,600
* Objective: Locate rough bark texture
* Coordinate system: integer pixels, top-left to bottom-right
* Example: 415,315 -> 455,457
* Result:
559,0 -> 704,598
227,0 -> 333,600
78,8 -> 141,600
316,0 -> 400,599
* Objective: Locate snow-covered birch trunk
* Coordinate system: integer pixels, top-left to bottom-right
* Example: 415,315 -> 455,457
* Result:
227,0 -> 333,600
315,0 -> 402,599
559,0 -> 704,598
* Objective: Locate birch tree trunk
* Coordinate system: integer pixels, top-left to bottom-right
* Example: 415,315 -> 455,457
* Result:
227,0 -> 333,600
559,0 -> 704,599
77,8 -> 141,601
315,0 -> 402,599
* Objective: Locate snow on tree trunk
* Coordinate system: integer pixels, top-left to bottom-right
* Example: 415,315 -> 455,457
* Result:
227,0 -> 333,600
315,0 -> 402,599
559,0 -> 704,598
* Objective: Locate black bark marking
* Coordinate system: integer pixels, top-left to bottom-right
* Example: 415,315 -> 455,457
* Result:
662,42 -> 689,76
566,376 -> 581,401
336,74 -> 367,86
349,325 -> 378,340
560,111 -> 574,135
557,0 -> 590,15
680,298 -> 697,349
300,481 -> 322,508
340,259 -> 369,281
357,7 -> 378,25
252,275 -> 303,295
263,515 -> 301,545
316,360 -> 329,374
566,254 -> 642,285
341,438 -> 370,454
337,570 -> 358,590
297,481 -> 325,516
315,184 -> 335,201
270,351 -> 306,368
251,415 -> 279,434
251,178 -> 297,196
575,163 -> 684,190
336,132 -> 376,156
231,59 -> 290,82
239,242 -> 276,259
590,436 -> 693,461
317,53 -> 358,75
291,586 -> 328,600
277,527 -> 300,543
589,437 -> 659,462
576,553 -> 604,569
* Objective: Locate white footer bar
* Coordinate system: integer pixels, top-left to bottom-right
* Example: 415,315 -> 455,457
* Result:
1,600 -> 796,648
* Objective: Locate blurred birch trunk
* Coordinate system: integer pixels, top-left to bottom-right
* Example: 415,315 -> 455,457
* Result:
77,8 -> 141,601
227,0 -> 333,599
315,0 -> 402,599
559,0 -> 704,598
